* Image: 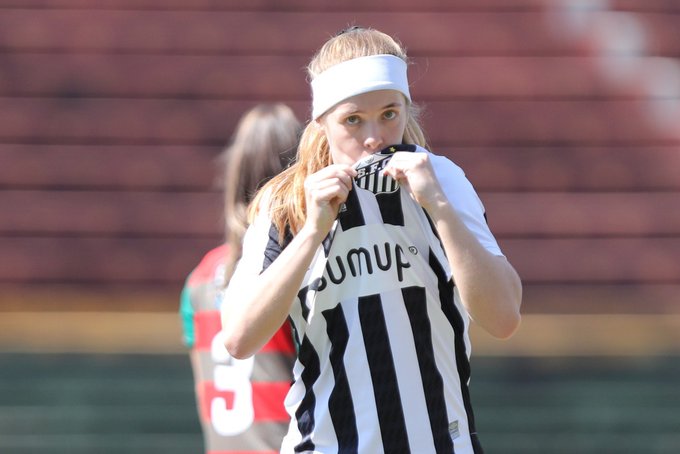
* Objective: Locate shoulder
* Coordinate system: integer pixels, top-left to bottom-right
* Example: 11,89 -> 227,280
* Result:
413,144 -> 465,173
413,146 -> 475,197
186,244 -> 229,287
180,245 -> 228,347
417,147 -> 505,256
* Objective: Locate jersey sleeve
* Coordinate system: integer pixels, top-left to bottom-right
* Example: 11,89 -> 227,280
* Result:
179,245 -> 229,349
425,149 -> 504,257
222,206 -> 280,305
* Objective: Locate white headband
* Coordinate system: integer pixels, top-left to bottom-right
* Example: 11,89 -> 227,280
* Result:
311,54 -> 411,119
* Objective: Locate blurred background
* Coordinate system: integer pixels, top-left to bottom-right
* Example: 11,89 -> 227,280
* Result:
0,0 -> 679,452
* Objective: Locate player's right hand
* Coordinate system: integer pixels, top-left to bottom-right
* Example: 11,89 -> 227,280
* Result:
303,164 -> 357,239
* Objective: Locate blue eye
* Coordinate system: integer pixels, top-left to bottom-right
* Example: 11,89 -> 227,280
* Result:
346,115 -> 361,125
383,110 -> 398,120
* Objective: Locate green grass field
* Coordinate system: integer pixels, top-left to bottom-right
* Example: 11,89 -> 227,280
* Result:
0,353 -> 678,453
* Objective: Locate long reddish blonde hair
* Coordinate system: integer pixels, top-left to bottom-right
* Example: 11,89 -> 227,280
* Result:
249,27 -> 429,242
221,103 -> 301,281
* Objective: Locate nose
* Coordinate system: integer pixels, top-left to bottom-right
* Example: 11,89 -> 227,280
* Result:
363,122 -> 383,151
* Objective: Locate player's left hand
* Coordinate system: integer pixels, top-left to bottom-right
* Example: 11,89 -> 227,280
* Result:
382,151 -> 447,212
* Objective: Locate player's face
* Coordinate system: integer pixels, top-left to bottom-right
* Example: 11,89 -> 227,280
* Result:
319,89 -> 408,166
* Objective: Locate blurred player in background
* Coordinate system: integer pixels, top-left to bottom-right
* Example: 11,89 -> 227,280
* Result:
180,103 -> 301,453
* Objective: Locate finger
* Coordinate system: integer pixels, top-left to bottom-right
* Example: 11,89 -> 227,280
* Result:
382,164 -> 406,182
311,166 -> 356,191
308,178 -> 351,203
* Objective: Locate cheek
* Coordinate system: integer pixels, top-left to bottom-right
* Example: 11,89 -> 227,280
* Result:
328,136 -> 364,165
390,117 -> 408,141
329,143 -> 359,165
322,122 -> 348,146
326,125 -> 359,149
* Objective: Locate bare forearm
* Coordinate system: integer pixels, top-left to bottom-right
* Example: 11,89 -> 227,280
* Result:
222,225 -> 323,358
223,165 -> 356,358
428,200 -> 522,338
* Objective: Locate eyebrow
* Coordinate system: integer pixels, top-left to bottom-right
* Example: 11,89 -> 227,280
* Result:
342,101 -> 403,115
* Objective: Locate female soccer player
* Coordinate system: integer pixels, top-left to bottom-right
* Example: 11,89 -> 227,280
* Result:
222,27 -> 522,454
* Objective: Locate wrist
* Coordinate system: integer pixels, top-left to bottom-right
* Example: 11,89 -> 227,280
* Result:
422,193 -> 450,219
298,222 -> 329,245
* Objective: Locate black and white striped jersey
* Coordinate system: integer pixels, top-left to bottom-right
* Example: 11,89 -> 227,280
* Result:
228,145 -> 501,454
